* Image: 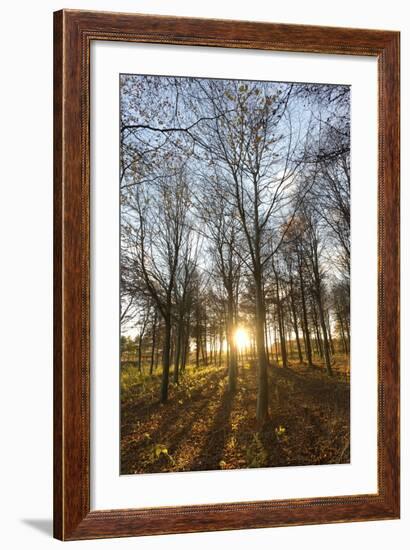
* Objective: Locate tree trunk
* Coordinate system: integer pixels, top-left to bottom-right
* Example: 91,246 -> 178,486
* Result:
298,264 -> 313,367
311,301 -> 323,357
289,280 -> 303,364
195,321 -> 200,368
227,292 -> 237,393
326,311 -> 335,355
316,291 -> 333,375
255,277 -> 269,425
149,310 -> 157,375
173,317 -> 183,384
309,230 -> 333,376
264,315 -> 270,364
314,322 -> 323,357
137,333 -> 143,373
218,324 -> 223,367
160,315 -> 172,403
202,311 -> 208,366
274,271 -> 288,368
337,309 -> 348,354
181,316 -> 190,373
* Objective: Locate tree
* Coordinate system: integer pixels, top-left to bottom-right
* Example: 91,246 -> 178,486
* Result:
173,233 -> 198,384
301,205 -> 333,375
200,179 -> 242,392
188,79 -> 302,424
122,164 -> 192,402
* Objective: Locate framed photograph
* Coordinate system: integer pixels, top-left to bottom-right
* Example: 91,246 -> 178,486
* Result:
54,9 -> 400,540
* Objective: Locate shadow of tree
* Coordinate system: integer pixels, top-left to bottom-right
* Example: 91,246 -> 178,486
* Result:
121,402 -> 212,474
274,364 -> 349,410
122,369 -> 223,436
188,387 -> 234,471
121,370 -> 225,473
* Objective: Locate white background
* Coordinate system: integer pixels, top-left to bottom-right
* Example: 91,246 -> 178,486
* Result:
92,42 -> 377,509
0,0 -> 407,548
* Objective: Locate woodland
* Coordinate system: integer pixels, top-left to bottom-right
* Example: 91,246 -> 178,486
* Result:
120,75 -> 350,474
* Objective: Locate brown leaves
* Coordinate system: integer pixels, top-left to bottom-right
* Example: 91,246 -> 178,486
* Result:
120,361 -> 350,474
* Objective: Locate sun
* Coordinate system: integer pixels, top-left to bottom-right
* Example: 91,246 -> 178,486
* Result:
234,327 -> 250,352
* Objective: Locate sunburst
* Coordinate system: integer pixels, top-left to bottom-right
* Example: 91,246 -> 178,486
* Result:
234,327 -> 250,352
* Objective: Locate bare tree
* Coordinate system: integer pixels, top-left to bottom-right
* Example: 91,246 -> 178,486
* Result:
200,177 -> 242,392
122,164 -> 192,402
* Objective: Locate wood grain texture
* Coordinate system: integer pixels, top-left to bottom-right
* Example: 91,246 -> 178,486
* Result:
53,9 -> 400,541
53,10 -> 63,541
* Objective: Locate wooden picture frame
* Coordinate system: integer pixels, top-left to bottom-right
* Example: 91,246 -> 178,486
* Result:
54,9 -> 400,540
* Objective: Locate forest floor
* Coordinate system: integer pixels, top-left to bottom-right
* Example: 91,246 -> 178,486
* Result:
120,357 -> 350,475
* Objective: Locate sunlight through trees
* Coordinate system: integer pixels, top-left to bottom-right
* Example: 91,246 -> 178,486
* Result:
119,75 -> 351,473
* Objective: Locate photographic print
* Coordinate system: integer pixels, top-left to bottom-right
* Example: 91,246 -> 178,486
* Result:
54,12 -> 400,538
120,74 -> 350,475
